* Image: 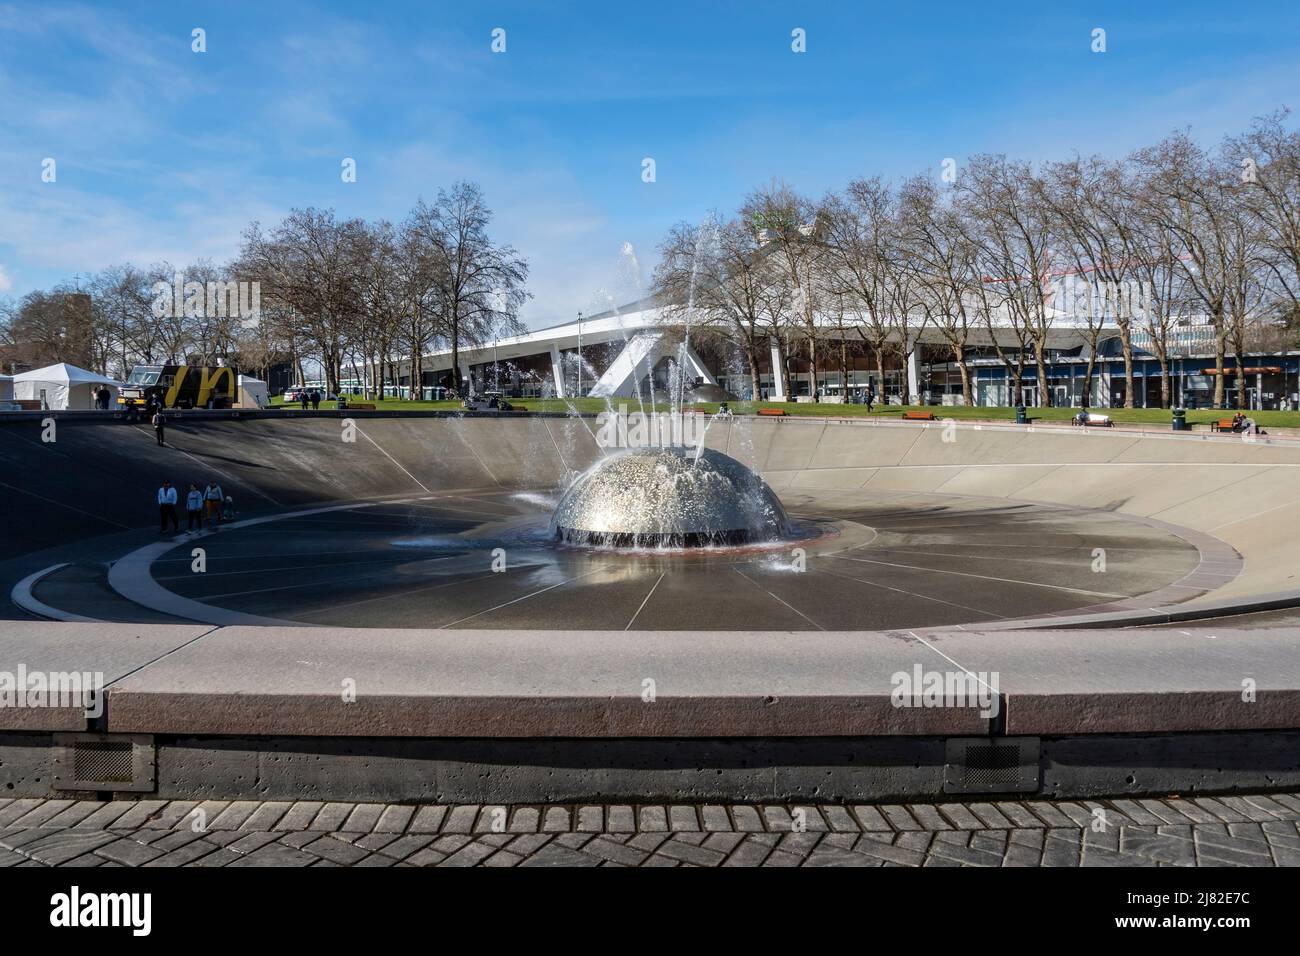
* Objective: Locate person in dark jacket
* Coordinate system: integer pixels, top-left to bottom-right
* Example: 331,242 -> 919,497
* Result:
152,410 -> 166,446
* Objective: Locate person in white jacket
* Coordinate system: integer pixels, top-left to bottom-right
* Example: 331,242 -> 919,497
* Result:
185,483 -> 204,533
157,480 -> 179,533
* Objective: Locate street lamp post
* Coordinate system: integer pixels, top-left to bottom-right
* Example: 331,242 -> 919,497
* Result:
577,312 -> 583,397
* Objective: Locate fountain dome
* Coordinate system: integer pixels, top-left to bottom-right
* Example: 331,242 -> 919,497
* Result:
549,447 -> 789,548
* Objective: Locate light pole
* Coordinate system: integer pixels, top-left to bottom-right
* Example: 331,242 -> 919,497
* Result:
576,312 -> 583,397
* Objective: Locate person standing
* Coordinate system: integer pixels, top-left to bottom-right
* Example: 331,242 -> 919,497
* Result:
203,479 -> 225,531
300,391 -> 309,410
185,482 -> 204,532
311,389 -> 321,411
157,480 -> 179,533
152,409 -> 166,446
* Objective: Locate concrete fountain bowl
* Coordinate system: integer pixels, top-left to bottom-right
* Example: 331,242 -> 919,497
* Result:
549,446 -> 789,548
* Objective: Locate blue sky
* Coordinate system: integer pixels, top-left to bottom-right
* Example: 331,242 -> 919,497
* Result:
1,0 -> 1298,327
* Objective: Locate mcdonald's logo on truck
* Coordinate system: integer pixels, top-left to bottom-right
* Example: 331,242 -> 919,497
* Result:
119,365 -> 236,410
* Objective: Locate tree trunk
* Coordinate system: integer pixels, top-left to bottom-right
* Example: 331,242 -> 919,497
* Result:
1213,318 -> 1227,408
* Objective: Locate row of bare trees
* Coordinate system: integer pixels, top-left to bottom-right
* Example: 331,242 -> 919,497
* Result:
654,112 -> 1300,408
0,182 -> 530,399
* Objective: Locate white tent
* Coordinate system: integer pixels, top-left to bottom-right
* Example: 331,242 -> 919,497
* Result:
237,374 -> 270,409
11,363 -> 122,410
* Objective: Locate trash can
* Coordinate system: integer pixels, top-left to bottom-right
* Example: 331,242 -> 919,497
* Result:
1015,405 -> 1027,424
1172,408 -> 1188,431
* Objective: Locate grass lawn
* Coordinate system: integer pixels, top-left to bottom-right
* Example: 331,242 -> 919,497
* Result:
269,396 -> 1300,428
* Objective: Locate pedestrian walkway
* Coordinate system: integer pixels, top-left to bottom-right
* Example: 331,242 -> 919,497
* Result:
1,794 -> 1297,867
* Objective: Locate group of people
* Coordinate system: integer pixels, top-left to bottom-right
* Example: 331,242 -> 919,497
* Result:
157,479 -> 234,534
1230,412 -> 1264,435
299,389 -> 324,410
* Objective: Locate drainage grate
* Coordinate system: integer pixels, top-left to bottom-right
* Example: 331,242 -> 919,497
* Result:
53,733 -> 155,792
944,737 -> 1040,795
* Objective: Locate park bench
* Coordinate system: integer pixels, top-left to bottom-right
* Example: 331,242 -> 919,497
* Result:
1211,418 -> 1237,433
902,410 -> 937,421
341,402 -> 376,411
756,408 -> 786,417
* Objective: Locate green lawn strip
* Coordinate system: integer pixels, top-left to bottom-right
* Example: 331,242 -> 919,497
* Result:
267,396 -> 1300,427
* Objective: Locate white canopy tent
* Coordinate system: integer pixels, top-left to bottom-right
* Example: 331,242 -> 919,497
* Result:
237,374 -> 270,409
12,363 -> 122,410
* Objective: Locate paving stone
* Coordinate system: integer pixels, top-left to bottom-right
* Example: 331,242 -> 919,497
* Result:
227,842 -> 315,867
850,805 -> 892,831
820,806 -> 859,832
730,806 -> 764,831
107,800 -> 169,830
936,803 -> 983,829
552,832 -> 593,849
517,844 -> 599,867
374,832 -> 434,863
1192,797 -> 1250,823
541,807 -> 571,832
1241,795 -> 1300,820
506,834 -> 552,855
991,803 -> 1043,828
1159,798 -> 1220,824
1218,795 -> 1281,822
581,836 -> 648,866
341,803 -> 387,833
638,806 -> 668,831
790,806 -> 829,832
95,838 -> 165,866
1108,799 -> 1166,826
240,802 -> 293,831
351,833 -> 400,852
309,803 -> 356,831
19,830 -> 119,865
966,803 -> 1015,829
374,804 -> 415,833
1023,802 -> 1076,828
273,802 -> 324,831
577,806 -> 604,832
409,805 -> 448,833
75,802 -> 135,830
475,806 -> 507,833
225,832 -> 283,855
149,801 -> 202,830
1041,829 -> 1083,866
442,805 -> 479,833
606,806 -> 635,833
40,801 -> 103,829
762,805 -> 793,831
209,801 -> 263,830
668,805 -> 699,831
906,804 -> 952,830
703,832 -> 745,854
0,800 -> 44,827
508,807 -> 539,833
142,840 -> 220,867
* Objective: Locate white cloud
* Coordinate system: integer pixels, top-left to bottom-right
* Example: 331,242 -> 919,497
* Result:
0,265 -> 12,292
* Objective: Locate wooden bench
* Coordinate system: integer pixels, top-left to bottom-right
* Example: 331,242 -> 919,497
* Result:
340,402 -> 375,411
902,410 -> 937,421
756,408 -> 787,417
1211,418 -> 1237,433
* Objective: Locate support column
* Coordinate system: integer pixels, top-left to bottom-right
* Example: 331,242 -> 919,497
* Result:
905,341 -> 921,405
549,345 -> 566,399
768,340 -> 786,401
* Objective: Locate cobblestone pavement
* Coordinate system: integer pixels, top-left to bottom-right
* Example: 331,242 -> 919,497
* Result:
2,794 -> 1299,867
